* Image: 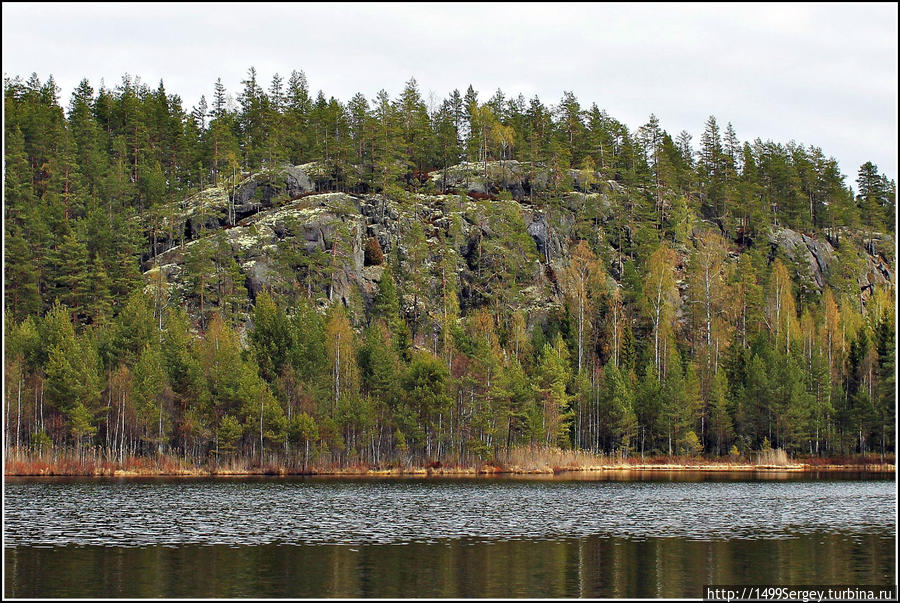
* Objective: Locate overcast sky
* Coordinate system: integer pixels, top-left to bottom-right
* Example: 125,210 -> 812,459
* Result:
3,2 -> 897,184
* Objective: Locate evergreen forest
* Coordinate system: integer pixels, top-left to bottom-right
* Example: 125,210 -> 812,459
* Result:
3,69 -> 896,470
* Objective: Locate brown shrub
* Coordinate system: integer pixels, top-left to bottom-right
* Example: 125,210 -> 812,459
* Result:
545,264 -> 558,283
364,236 -> 384,266
468,191 -> 499,201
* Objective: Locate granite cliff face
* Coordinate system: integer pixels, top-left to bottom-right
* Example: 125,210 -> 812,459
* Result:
142,162 -> 893,332
766,226 -> 893,300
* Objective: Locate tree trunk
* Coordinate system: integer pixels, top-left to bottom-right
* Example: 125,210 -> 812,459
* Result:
16,376 -> 22,457
158,400 -> 164,455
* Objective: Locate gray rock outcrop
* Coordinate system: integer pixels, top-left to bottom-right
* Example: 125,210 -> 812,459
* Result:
768,227 -> 835,289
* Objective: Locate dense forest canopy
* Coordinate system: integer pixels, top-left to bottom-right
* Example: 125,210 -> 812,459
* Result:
3,69 -> 896,468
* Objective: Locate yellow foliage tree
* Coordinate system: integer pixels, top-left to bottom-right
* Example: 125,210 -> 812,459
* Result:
643,244 -> 678,379
766,259 -> 799,355
562,240 -> 604,374
325,304 -> 358,417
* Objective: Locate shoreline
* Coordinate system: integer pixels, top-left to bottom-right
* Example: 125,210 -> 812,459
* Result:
5,462 -> 895,478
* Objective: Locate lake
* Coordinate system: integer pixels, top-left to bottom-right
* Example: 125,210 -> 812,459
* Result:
4,473 -> 896,598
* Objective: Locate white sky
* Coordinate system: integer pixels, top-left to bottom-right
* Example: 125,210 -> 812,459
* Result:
3,2 -> 897,184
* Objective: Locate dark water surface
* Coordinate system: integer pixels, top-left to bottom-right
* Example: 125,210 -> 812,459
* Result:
4,473 -> 896,598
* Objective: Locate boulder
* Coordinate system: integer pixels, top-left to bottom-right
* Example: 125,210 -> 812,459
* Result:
231,164 -> 314,220
430,160 -> 550,198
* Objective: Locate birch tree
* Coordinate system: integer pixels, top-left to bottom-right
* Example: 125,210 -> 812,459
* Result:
325,304 -> 358,418
561,241 -> 604,374
767,258 -> 799,356
688,230 -> 730,373
642,244 -> 678,379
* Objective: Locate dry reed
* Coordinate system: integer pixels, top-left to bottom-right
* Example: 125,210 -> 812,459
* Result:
5,448 -> 894,477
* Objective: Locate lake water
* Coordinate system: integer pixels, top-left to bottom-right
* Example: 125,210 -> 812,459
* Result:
4,473 -> 896,598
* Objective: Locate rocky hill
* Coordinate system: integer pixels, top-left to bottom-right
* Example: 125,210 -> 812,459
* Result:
142,161 -> 894,337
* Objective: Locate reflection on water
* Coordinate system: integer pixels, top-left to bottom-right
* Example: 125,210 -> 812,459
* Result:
5,535 -> 895,598
3,474 -> 896,598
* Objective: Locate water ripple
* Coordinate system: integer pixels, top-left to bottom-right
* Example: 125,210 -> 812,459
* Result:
4,477 -> 895,547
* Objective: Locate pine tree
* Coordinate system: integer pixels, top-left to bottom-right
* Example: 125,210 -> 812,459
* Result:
856,161 -> 889,252
699,115 -> 724,219
535,334 -> 573,447
48,230 -> 91,323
